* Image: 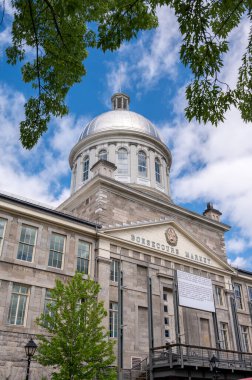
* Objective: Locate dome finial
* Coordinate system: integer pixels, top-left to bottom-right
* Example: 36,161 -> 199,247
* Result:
111,93 -> 130,111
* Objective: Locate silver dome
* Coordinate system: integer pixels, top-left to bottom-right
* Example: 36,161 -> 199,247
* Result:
78,110 -> 161,142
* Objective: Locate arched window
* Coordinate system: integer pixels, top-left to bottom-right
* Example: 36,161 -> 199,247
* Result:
138,151 -> 147,177
83,156 -> 89,181
117,148 -> 128,175
155,158 -> 161,183
98,149 -> 107,161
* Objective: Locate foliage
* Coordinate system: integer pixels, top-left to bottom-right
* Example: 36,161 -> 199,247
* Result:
36,273 -> 116,380
4,0 -> 252,148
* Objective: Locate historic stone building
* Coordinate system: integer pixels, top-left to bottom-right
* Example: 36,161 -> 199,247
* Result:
1,93 -> 252,379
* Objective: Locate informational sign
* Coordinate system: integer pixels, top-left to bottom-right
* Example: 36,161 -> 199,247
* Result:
177,270 -> 215,312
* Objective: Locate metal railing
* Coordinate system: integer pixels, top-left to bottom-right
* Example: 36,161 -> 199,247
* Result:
151,343 -> 252,372
122,357 -> 150,380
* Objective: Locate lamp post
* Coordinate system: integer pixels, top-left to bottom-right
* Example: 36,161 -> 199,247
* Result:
25,338 -> 37,380
210,354 -> 219,380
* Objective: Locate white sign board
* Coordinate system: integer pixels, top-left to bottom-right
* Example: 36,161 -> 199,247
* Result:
177,270 -> 215,312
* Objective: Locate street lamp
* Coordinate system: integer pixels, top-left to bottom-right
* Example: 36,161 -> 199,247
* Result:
25,338 -> 37,380
210,354 -> 219,380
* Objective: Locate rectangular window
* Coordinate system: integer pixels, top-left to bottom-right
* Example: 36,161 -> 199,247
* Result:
8,284 -> 29,325
44,289 -> 53,315
248,287 -> 252,302
163,292 -> 168,301
17,225 -> 37,262
164,317 -> 169,325
110,260 -> 119,282
234,283 -> 243,309
215,286 -> 224,306
241,326 -> 250,352
165,329 -> 170,338
109,302 -> 118,338
220,322 -> 229,350
164,305 -> 168,313
77,240 -> 90,274
0,218 -> 6,254
48,233 -> 65,269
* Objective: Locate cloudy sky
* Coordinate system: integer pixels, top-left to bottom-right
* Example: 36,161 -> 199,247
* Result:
0,5 -> 251,268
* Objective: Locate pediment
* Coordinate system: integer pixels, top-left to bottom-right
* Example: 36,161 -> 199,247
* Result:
103,221 -> 234,273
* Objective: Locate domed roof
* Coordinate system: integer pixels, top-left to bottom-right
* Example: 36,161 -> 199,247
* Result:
78,110 -> 162,142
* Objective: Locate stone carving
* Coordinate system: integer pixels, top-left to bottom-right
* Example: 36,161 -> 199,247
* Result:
165,227 -> 178,246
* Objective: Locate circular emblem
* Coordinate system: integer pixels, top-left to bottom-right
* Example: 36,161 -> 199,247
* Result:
165,227 -> 178,246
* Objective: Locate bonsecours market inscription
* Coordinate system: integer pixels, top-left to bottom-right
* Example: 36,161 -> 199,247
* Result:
130,233 -> 211,265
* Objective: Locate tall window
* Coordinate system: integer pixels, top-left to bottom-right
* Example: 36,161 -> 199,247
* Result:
117,148 -> 128,175
44,289 -> 53,315
17,225 -> 37,262
248,286 -> 252,302
234,283 -> 243,309
0,218 -> 6,253
110,260 -> 119,282
215,286 -> 224,306
155,158 -> 161,183
220,322 -> 229,349
109,302 -> 118,338
83,156 -> 89,181
98,149 -> 107,161
77,240 -> 90,274
8,284 -> 29,325
241,326 -> 250,352
138,151 -> 147,177
48,233 -> 65,269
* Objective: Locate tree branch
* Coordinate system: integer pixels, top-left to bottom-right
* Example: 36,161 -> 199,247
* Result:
27,0 -> 41,99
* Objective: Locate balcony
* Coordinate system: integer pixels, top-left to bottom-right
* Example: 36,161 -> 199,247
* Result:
151,343 -> 252,379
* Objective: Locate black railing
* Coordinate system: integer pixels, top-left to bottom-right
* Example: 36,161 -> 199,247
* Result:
151,343 -> 252,372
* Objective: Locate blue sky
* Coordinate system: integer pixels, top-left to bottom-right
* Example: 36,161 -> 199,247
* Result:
0,4 -> 251,268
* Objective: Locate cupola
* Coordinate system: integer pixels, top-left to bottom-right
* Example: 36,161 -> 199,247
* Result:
111,93 -> 130,110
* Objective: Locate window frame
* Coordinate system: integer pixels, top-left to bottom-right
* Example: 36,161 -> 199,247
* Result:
138,150 -> 147,177
220,322 -> 229,350
0,218 -> 7,255
110,259 -> 119,282
83,155 -> 89,181
215,285 -> 224,307
109,302 -> 118,338
8,284 -> 29,326
98,149 -> 107,161
117,148 -> 128,175
155,157 -> 161,183
76,240 -> 90,274
234,283 -> 243,309
48,232 -> 65,269
17,224 -> 37,262
241,325 -> 250,352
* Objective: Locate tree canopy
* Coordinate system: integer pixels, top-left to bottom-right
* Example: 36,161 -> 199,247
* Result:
36,273 -> 116,380
4,0 -> 252,148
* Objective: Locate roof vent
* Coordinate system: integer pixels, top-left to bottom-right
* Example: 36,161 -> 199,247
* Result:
111,93 -> 130,111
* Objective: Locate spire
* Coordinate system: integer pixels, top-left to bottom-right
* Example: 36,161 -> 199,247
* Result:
111,93 -> 130,111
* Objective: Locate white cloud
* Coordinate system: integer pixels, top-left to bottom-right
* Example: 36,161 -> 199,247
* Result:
0,84 -> 85,206
226,238 -> 247,255
227,256 -> 248,269
106,6 -> 181,95
155,16 -> 252,267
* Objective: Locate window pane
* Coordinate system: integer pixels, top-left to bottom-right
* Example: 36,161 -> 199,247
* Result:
48,233 -> 65,269
155,158 -> 161,183
8,284 -> 29,325
17,225 -> 37,262
99,150 -> 107,161
83,156 -> 89,181
138,151 -> 147,177
77,241 -> 90,274
110,260 -> 119,282
117,148 -> 128,175
109,302 -> 118,338
0,218 -> 6,253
